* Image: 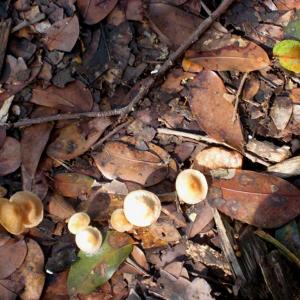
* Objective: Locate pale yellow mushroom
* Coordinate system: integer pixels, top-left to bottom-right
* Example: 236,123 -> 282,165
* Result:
110,208 -> 133,232
68,212 -> 90,234
75,226 -> 102,254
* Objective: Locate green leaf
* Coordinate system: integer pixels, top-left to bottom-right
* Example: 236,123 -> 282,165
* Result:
273,40 -> 300,73
67,231 -> 133,295
284,10 -> 300,41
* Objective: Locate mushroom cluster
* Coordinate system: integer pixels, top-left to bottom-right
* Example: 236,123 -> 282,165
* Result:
110,190 -> 162,232
0,191 -> 43,235
67,212 -> 102,254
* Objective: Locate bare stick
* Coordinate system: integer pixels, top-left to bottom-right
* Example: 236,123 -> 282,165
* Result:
232,72 -> 249,122
1,0 -> 235,128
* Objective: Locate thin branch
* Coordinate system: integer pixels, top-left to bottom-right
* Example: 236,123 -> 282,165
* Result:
1,0 -> 235,129
232,72 -> 249,122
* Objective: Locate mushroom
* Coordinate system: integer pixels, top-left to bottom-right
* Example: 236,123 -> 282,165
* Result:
68,212 -> 90,234
123,190 -> 161,227
10,191 -> 43,228
75,226 -> 102,254
110,208 -> 133,232
0,198 -> 25,235
175,169 -> 208,204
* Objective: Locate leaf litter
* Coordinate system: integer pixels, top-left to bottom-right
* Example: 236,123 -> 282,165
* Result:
0,0 -> 300,299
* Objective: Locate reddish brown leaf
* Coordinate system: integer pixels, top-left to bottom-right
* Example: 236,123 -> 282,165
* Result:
274,0 -> 300,9
54,173 -> 97,198
161,68 -> 194,93
10,239 -> 45,300
188,71 -> 244,151
43,16 -> 79,51
131,246 -> 149,271
46,118 -> 111,160
147,3 -> 202,49
21,107 -> 56,190
47,193 -> 75,219
43,271 -> 68,300
0,137 -> 21,176
77,0 -> 118,25
207,170 -> 300,228
31,81 -> 93,113
184,40 -> 270,72
0,239 -> 27,279
93,139 -> 172,187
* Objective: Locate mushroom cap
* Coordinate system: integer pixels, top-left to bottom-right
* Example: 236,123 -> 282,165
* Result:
10,191 -> 43,228
175,169 -> 208,204
75,226 -> 102,254
68,212 -> 90,234
0,198 -> 25,235
110,208 -> 133,232
123,190 -> 161,227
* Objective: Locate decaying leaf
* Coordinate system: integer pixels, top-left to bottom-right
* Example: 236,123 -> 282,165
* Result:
47,118 -> 111,160
0,239 -> 27,279
274,0 -> 300,10
207,169 -> 300,228
77,0 -> 118,25
284,10 -> 300,41
67,231 -> 133,295
187,71 -> 244,151
246,139 -> 291,163
43,15 -> 79,51
273,40 -> 300,73
31,81 -> 93,112
0,137 -> 21,176
47,193 -> 75,219
267,156 -> 300,178
161,68 -> 194,93
54,173 -> 98,198
93,138 -> 173,187
270,96 -> 293,130
10,239 -> 45,300
194,147 -> 243,171
184,40 -> 270,72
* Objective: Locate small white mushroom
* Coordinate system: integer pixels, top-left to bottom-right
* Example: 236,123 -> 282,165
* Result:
68,212 -> 90,234
75,226 -> 102,254
123,190 -> 161,227
175,169 -> 208,204
110,208 -> 133,232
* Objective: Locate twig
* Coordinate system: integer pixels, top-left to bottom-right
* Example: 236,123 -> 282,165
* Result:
232,72 -> 249,122
255,230 -> 300,269
1,0 -> 235,128
91,118 -> 133,150
157,127 -> 271,167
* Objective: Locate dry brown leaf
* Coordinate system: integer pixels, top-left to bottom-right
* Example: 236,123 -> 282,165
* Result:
274,0 -> 300,9
0,137 -> 21,176
184,40 -> 270,72
46,118 -> 111,160
21,107 -> 56,191
270,96 -> 293,130
43,15 -> 79,51
207,169 -> 300,228
10,239 -> 45,300
31,81 -> 93,112
267,156 -> 300,178
194,147 -> 243,171
43,271 -> 68,300
290,88 -> 300,103
131,246 -> 150,271
93,139 -> 171,187
47,193 -> 75,219
161,68 -> 194,93
77,0 -> 118,25
54,173 -> 97,198
0,239 -> 27,279
188,71 -> 245,151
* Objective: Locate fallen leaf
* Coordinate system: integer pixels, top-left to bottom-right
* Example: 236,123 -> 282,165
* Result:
273,40 -> 300,73
267,156 -> 300,178
161,68 -> 194,93
43,271 -> 68,300
21,107 -> 56,191
0,137 -> 21,176
67,231 -> 133,295
0,282 -> 17,300
290,88 -> 300,103
270,96 -> 293,130
187,71 -> 244,151
274,0 -> 300,9
93,139 -> 172,187
207,169 -> 300,228
194,147 -> 243,171
10,239 -> 45,300
54,173 -> 98,198
47,118 -> 111,160
147,3 -> 202,49
131,246 -> 149,271
0,239 -> 27,279
47,193 -> 75,219
43,15 -> 79,51
77,0 -> 118,25
31,81 -> 93,112
184,40 -> 270,72
284,10 -> 300,40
